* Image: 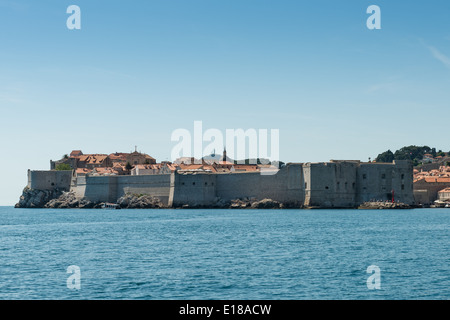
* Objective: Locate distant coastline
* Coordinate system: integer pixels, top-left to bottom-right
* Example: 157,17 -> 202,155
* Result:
16,147 -> 450,210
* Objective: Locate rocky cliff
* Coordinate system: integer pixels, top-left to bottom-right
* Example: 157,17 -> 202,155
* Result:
15,187 -> 63,208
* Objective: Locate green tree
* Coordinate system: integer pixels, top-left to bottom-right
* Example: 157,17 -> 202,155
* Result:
55,163 -> 72,171
125,162 -> 133,171
393,145 -> 430,161
431,148 -> 437,158
375,150 -> 394,163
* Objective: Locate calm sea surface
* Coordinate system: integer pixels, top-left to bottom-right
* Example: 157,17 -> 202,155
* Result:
0,207 -> 448,300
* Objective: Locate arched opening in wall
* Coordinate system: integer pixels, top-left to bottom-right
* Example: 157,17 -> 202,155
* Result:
387,192 -> 393,201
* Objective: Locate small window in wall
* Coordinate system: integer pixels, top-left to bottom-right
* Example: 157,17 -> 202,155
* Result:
401,174 -> 405,180
211,182 -> 214,186
181,182 -> 185,186
381,174 -> 386,179
205,182 -> 208,186
402,184 -> 405,190
305,182 -> 308,189
325,186 -> 329,190
192,182 -> 196,185
352,182 -> 355,189
363,174 -> 367,179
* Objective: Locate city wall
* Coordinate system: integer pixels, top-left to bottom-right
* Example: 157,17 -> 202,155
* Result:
169,164 -> 305,207
27,170 -> 72,191
304,161 -> 358,208
73,174 -> 171,205
413,179 -> 450,204
27,160 -> 415,208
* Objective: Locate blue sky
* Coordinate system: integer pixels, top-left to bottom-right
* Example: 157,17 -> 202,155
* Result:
0,0 -> 449,205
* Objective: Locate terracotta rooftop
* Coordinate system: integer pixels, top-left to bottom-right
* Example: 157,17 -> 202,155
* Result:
423,177 -> 450,183
76,168 -> 91,174
79,155 -> 108,164
232,164 -> 260,172
109,153 -> 128,161
70,150 -> 83,158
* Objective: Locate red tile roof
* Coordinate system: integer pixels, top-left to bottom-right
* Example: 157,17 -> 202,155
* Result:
70,150 -> 83,158
79,155 -> 108,164
424,177 -> 450,183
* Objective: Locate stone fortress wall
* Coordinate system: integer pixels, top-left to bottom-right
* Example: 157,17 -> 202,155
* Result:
27,170 -> 72,191
73,174 -> 172,205
26,160 -> 415,208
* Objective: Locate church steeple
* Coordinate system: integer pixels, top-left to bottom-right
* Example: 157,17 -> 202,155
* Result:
222,148 -> 227,162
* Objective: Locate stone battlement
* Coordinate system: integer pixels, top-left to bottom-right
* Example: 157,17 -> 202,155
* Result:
21,160 -> 415,209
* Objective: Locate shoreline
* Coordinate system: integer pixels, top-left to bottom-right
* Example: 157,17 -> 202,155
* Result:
14,188 -> 440,210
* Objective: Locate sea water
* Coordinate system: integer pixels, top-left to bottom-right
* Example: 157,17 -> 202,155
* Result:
0,207 -> 448,300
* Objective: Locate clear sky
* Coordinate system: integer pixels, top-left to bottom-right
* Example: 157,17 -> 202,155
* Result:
1,0 -> 449,205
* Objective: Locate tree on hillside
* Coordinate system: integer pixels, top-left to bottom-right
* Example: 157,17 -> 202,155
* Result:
431,148 -> 437,158
374,145 -> 445,166
375,150 -> 394,163
392,146 -> 431,161
125,162 -> 133,171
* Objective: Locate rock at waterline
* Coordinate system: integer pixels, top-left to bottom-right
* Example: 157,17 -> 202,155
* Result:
15,187 -> 62,208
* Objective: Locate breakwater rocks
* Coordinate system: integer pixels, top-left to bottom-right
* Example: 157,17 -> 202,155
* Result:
230,198 -> 284,209
358,201 -> 412,209
45,191 -> 96,209
116,194 -> 166,209
15,187 -> 63,208
177,197 -> 299,209
44,192 -> 167,209
15,189 -> 298,210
